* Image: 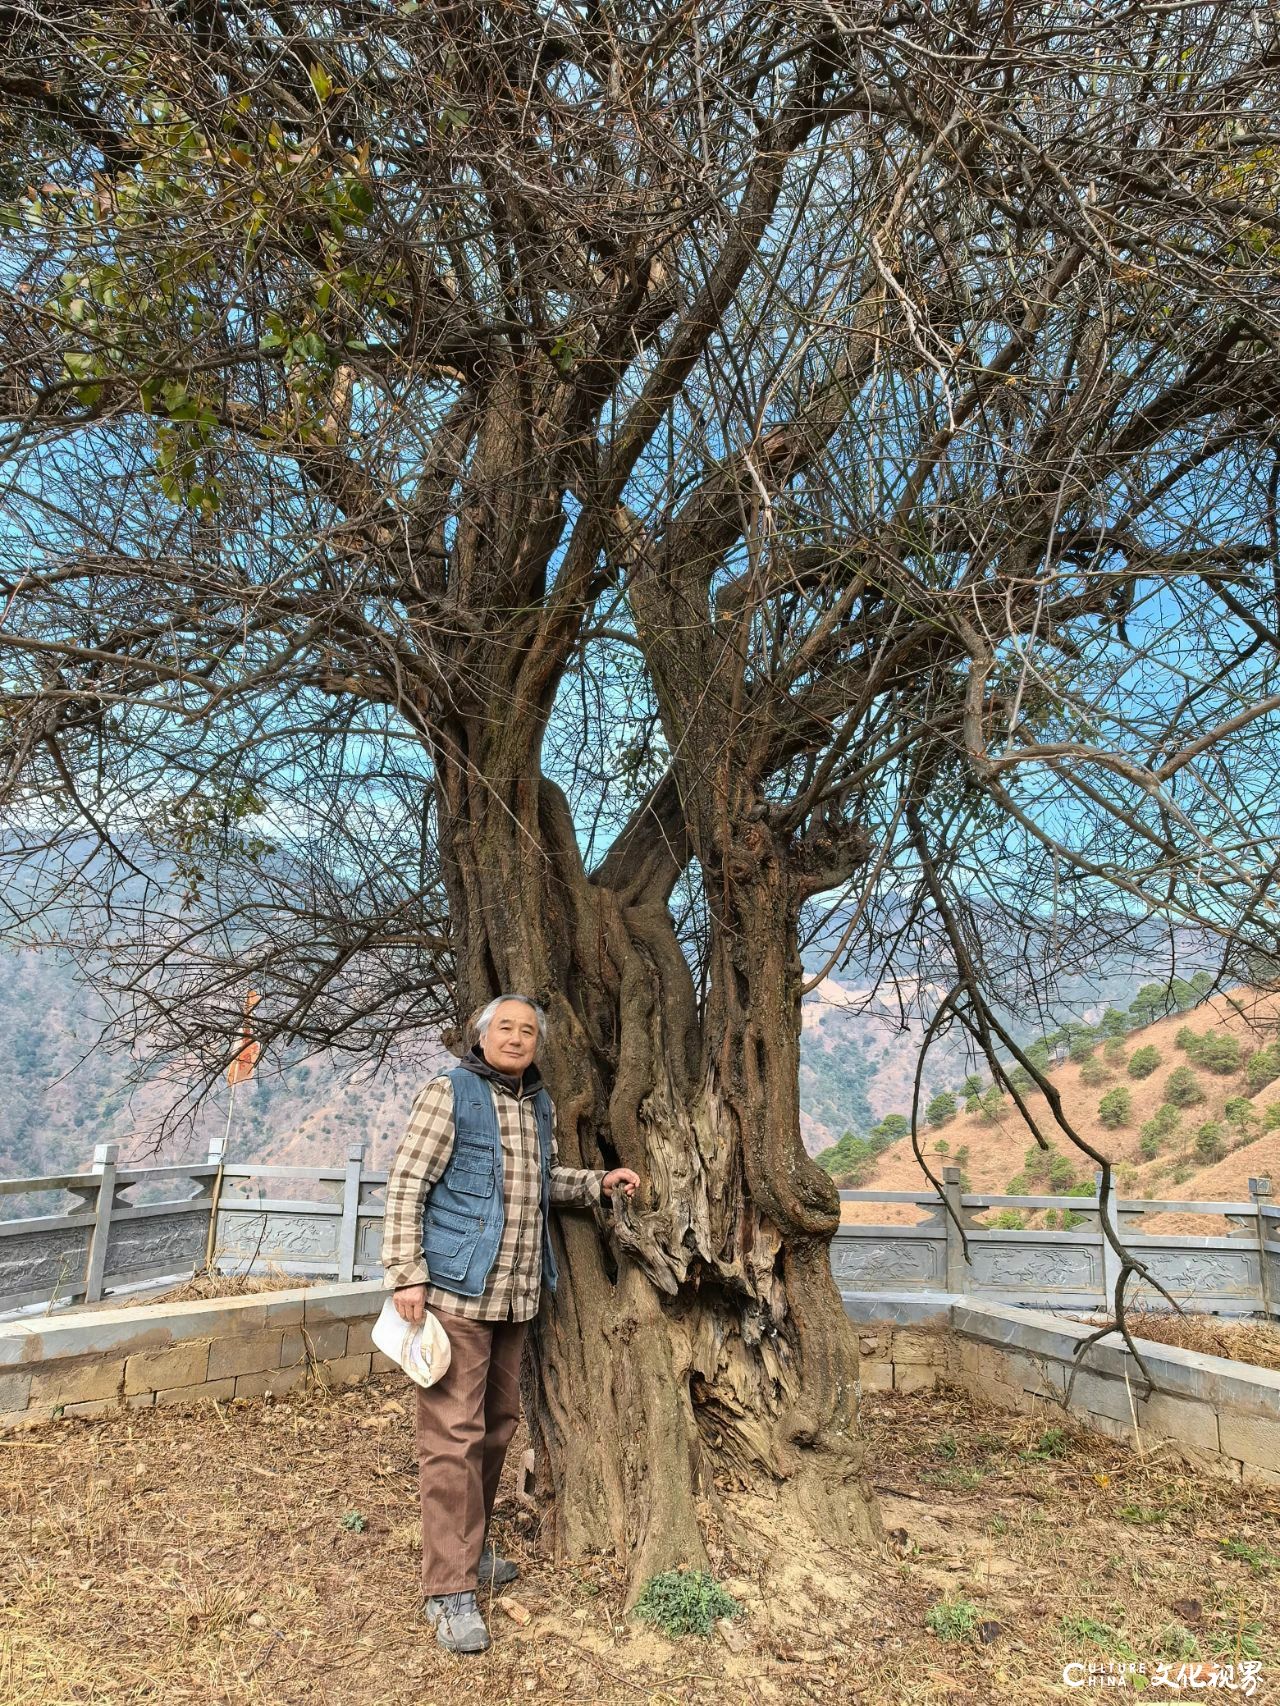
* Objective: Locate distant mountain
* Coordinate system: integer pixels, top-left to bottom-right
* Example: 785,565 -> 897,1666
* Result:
0,937 -> 1215,1180
794,950 -> 1205,1156
0,946 -> 431,1183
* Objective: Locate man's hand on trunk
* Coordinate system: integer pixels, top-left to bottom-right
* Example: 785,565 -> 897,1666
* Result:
602,1167 -> 641,1199
394,1283 -> 428,1324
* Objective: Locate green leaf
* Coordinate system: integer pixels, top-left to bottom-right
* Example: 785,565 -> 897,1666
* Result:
308,62 -> 334,103
63,351 -> 98,382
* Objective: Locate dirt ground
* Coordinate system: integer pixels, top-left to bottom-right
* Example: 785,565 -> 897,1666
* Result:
1,1376 -> 1277,1705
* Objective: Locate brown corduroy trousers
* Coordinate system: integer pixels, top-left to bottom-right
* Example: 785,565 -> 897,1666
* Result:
414,1307 -> 528,1596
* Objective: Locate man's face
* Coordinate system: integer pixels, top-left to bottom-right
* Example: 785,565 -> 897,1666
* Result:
483,1001 -> 540,1075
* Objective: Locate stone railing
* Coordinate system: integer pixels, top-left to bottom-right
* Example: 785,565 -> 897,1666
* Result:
0,1140 -> 382,1315
835,1165 -> 1279,1317
2,1147 -> 1277,1319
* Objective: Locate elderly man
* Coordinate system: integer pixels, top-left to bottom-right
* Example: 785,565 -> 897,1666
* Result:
382,993 -> 639,1655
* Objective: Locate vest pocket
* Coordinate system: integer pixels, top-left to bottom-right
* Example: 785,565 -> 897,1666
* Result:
424,1215 -> 477,1281
426,1202 -> 477,1232
449,1163 -> 493,1198
449,1133 -> 494,1198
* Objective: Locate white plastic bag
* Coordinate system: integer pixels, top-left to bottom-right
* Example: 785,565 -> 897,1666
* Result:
371,1294 -> 452,1389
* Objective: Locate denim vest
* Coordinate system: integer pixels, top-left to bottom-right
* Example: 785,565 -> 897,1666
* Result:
420,1067 -> 560,1299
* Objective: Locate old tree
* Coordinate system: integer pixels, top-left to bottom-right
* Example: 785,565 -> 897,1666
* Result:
3,2 -> 1280,1584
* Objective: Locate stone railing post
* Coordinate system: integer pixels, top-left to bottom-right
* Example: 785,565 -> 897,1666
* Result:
83,1142 -> 119,1304
1251,1176 -> 1274,1318
942,1165 -> 966,1294
337,1141 -> 367,1282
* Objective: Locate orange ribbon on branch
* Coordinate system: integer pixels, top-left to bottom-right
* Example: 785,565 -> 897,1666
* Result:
226,989 -> 261,1086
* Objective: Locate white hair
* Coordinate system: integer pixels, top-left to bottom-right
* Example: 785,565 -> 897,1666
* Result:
473,994 -> 547,1049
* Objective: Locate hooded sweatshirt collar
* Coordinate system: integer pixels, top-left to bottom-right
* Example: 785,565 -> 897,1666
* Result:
459,1042 -> 543,1099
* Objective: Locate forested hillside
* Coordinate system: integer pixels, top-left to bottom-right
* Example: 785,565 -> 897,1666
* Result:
828,983 -> 1280,1221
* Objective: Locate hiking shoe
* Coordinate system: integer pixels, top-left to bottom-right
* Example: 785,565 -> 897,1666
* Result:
423,1592 -> 491,1654
477,1543 -> 519,1587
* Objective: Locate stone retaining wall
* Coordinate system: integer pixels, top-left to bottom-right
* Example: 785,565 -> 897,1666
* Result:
849,1292 -> 1280,1489
855,1324 -> 945,1395
0,1280 -> 388,1428
5,1281 -> 1277,1496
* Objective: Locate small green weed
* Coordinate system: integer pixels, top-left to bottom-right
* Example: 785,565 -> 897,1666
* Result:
923,1464 -> 987,1491
1209,1616 -> 1263,1661
934,1433 -> 959,1459
1119,1504 -> 1169,1525
1059,1614 -> 1137,1658
633,1570 -> 739,1639
1020,1427 -> 1070,1462
925,1598 -> 980,1642
1218,1537 -> 1276,1573
1152,1624 -> 1199,1661
340,1511 -> 367,1533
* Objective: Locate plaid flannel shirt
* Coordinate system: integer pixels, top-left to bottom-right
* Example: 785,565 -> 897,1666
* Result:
381,1071 -> 602,1322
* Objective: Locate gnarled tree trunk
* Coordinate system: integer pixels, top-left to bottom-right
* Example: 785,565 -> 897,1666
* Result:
434,713 -> 879,1593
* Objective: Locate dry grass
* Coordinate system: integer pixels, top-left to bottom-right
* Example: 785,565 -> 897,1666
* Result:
116,1266 -> 315,1310
1074,1310 -> 1280,1374
1,1377 -> 1277,1704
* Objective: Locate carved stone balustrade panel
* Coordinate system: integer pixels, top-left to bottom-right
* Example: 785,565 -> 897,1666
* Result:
102,1212 -> 209,1284
214,1208 -> 340,1264
830,1234 -> 945,1290
0,1226 -> 91,1306
967,1238 -> 1102,1297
